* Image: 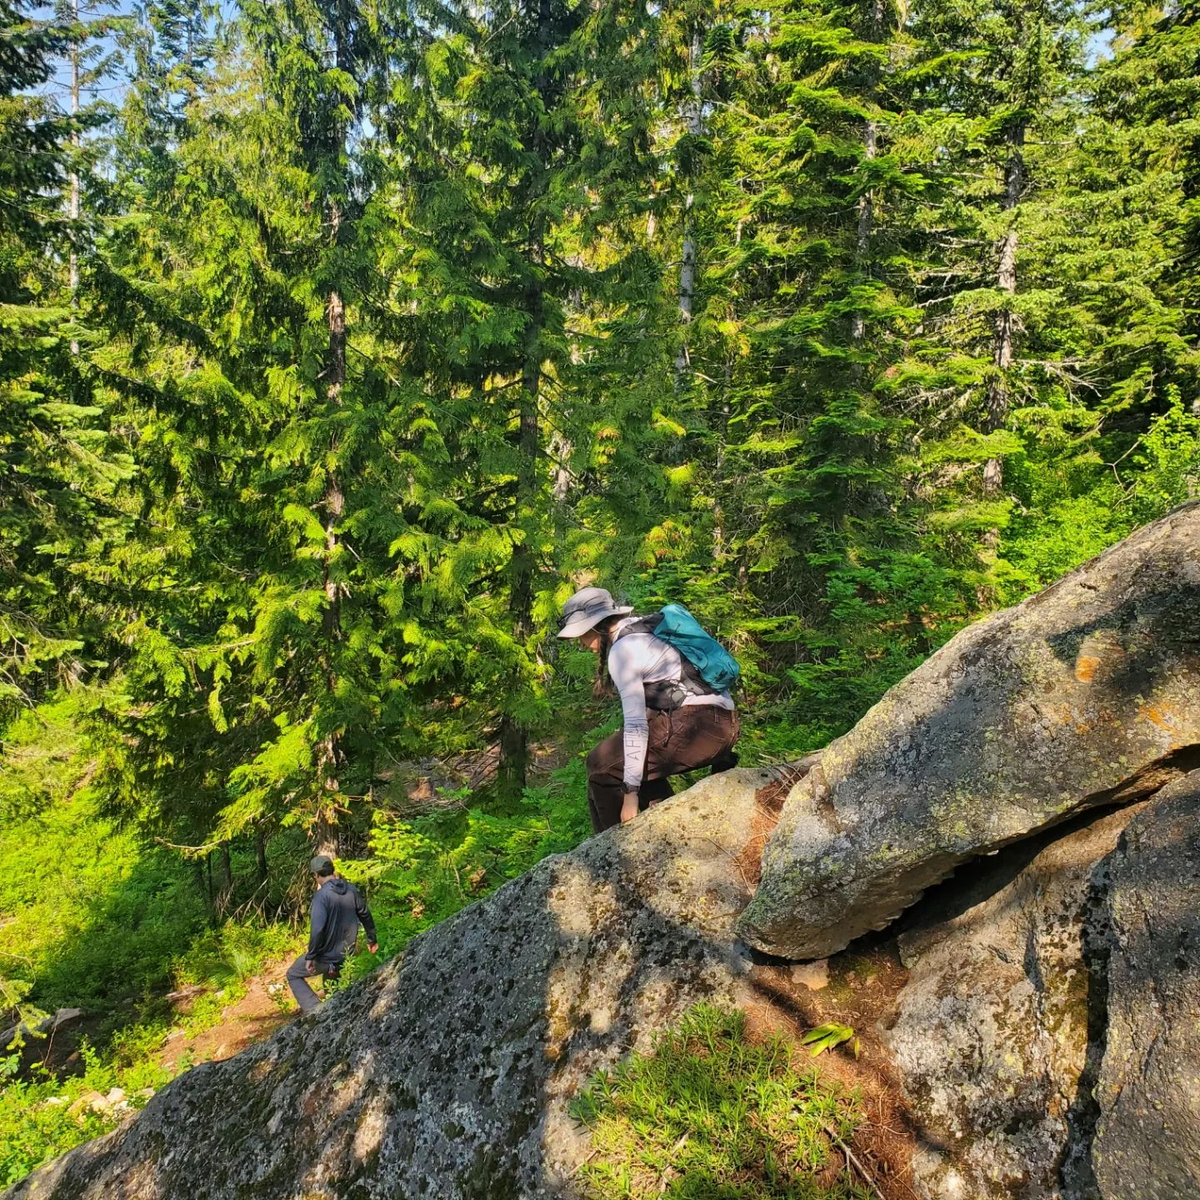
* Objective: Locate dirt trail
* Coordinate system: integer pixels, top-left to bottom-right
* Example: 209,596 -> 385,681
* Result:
158,958 -> 295,1073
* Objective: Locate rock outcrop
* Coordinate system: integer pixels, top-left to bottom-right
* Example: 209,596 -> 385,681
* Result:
4,768 -> 789,1200
1093,770 -> 1200,1199
884,804 -> 1141,1199
739,502 -> 1200,959
881,769 -> 1200,1200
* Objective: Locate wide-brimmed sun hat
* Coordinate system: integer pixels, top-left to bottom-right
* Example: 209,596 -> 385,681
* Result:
557,587 -> 633,639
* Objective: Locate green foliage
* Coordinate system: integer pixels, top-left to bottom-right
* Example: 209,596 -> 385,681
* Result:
338,760 -> 592,968
0,697 -> 89,822
0,1020 -> 178,1187
800,1024 -> 859,1059
0,696 -> 299,1014
170,923 -> 297,993
0,767 -> 208,1013
0,704 -> 302,1184
571,1004 -> 870,1199
1129,391 -> 1200,523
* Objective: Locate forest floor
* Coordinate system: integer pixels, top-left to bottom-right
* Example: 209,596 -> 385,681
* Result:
157,958 -> 295,1073
746,940 -> 923,1200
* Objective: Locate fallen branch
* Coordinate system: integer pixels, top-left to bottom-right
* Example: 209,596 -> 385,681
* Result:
153,836 -> 226,855
164,984 -> 207,1002
821,1121 -> 888,1200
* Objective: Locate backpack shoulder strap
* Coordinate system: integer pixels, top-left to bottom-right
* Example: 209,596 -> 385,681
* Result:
612,613 -> 662,640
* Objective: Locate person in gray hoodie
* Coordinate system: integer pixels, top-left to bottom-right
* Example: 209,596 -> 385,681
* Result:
286,855 -> 378,1013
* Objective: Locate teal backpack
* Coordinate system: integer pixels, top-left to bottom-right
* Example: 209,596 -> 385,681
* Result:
635,603 -> 741,696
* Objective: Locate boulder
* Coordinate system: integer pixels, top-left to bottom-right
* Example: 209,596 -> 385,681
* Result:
1092,770 -> 1200,1199
739,502 -> 1200,959
3,767 -> 789,1200
883,804 -> 1142,1200
0,1008 -> 86,1078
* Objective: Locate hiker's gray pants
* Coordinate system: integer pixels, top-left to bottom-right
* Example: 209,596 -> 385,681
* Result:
286,954 -> 338,1013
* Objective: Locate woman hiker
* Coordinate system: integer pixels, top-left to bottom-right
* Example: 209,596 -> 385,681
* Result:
558,587 -> 741,833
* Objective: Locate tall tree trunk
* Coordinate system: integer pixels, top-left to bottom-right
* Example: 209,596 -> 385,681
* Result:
713,351 -> 733,560
315,277 -> 346,856
496,239 -> 542,807
674,23 -> 704,385
851,0 -> 884,352
548,328 -> 577,551
551,273 -> 582,519
496,0 -> 551,806
850,119 -> 876,347
216,843 -> 233,917
984,123 -> 1024,499
68,0 -> 80,357
192,857 -> 208,909
256,827 -> 268,885
310,2 -> 356,856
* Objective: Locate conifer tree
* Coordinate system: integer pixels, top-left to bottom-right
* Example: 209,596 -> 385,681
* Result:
0,0 -> 128,715
383,0 -> 660,803
88,4 -> 429,862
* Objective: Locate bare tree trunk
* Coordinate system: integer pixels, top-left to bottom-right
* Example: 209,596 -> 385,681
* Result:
713,353 -> 733,560
69,0 -> 80,357
984,123 -> 1024,499
216,843 -> 234,917
256,827 -> 268,885
496,0 -> 552,806
192,858 -> 208,909
850,119 -> 876,347
551,274 -> 582,516
315,279 -> 346,856
497,243 -> 541,806
851,0 -> 884,352
674,24 -> 704,385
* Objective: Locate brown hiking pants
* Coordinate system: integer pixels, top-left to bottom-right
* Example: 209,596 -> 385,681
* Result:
585,705 -> 741,833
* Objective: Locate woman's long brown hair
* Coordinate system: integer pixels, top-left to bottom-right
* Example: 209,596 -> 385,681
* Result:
592,616 -> 622,699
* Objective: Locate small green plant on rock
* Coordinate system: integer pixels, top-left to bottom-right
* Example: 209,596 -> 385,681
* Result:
570,1004 -> 871,1199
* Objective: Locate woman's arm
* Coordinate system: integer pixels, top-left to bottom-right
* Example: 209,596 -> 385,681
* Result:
608,637 -> 650,820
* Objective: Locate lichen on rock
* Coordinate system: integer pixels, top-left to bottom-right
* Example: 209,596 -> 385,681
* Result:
1092,770 -> 1200,1200
739,502 -> 1200,960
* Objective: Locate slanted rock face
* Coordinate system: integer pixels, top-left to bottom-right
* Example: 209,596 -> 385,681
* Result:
739,502 -> 1200,960
4,768 -> 788,1200
881,770 -> 1200,1200
1093,770 -> 1200,1200
883,804 -> 1143,1200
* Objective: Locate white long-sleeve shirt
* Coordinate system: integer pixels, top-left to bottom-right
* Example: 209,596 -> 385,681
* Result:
608,617 -> 735,793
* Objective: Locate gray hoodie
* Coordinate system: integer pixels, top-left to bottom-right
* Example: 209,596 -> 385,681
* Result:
307,877 -> 377,965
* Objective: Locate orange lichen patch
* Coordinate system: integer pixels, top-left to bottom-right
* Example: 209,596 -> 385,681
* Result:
1041,702 -> 1095,736
1140,704 -> 1185,738
1074,654 -> 1101,682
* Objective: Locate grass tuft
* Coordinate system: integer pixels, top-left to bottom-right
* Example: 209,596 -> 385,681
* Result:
570,1004 -> 873,1199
